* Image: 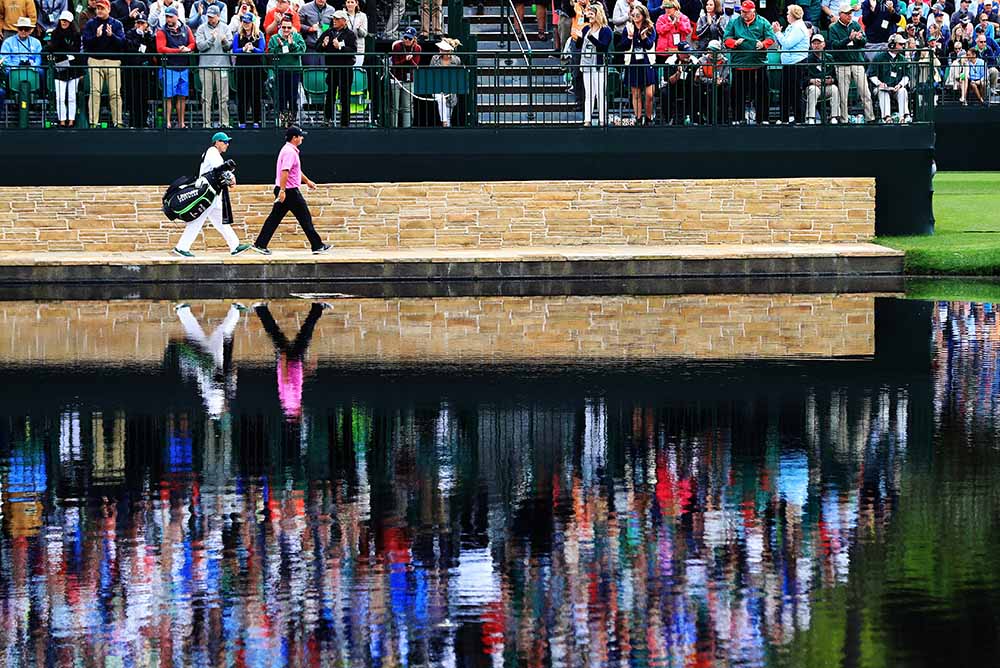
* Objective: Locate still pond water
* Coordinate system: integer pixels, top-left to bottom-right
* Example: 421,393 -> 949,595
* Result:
0,294 -> 997,667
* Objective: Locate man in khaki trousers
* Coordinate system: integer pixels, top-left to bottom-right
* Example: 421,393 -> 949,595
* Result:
81,0 -> 126,126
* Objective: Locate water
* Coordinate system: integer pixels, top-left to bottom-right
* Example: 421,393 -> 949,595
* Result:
0,293 -> 997,667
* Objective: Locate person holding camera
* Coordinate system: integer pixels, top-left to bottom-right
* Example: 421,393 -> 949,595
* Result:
173,132 -> 252,258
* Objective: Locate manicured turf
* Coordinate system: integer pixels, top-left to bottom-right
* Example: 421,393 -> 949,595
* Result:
905,277 -> 1000,303
875,172 -> 1000,276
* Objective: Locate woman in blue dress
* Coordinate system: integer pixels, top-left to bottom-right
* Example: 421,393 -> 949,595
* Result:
622,3 -> 657,125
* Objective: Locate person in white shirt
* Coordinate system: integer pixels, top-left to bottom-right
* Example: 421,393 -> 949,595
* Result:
148,0 -> 186,29
344,0 -> 367,66
172,133 -> 252,257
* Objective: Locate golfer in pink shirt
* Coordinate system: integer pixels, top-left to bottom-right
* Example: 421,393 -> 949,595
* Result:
252,126 -> 331,254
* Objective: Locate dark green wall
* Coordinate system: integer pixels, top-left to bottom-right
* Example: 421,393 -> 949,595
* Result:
1,125 -> 936,235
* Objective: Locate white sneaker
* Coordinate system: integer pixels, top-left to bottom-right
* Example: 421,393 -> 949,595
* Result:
830,117 -> 839,124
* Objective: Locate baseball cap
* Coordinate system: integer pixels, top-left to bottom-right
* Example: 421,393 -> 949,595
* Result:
706,39 -> 722,50
135,12 -> 147,21
164,5 -> 178,15
740,0 -> 755,10
888,33 -> 905,44
58,9 -> 74,21
95,0 -> 110,7
206,5 -> 220,15
240,12 -> 254,21
212,131 -> 232,143
838,2 -> 852,12
811,33 -> 825,41
332,9 -> 348,19
402,26 -> 417,38
285,126 -> 307,141
676,41 -> 691,51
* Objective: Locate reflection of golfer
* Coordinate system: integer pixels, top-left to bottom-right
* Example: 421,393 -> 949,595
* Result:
172,132 -> 252,258
175,302 -> 246,418
251,126 -> 331,255
255,302 -> 327,420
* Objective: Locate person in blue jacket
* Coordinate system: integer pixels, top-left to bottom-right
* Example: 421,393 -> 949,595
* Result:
574,2 -> 613,125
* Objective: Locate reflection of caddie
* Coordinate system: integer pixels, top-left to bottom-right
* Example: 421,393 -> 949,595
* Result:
172,132 -> 252,258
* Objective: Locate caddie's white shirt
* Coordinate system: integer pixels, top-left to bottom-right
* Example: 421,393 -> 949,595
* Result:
200,145 -> 224,176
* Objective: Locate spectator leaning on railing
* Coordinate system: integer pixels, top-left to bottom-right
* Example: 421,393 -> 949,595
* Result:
430,38 -> 463,126
388,26 -> 421,128
196,5 -> 231,128
46,10 -> 82,127
156,5 -> 195,129
82,0 -> 126,127
803,33 -> 840,122
722,0 -> 775,123
123,11 -> 156,128
0,0 -> 37,40
828,2 -> 874,120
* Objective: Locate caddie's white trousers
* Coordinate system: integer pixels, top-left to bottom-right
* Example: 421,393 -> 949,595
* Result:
176,198 -> 240,252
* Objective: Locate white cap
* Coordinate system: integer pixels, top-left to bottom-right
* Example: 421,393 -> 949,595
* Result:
58,9 -> 74,22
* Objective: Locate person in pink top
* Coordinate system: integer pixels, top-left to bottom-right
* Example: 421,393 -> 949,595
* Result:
655,0 -> 692,61
254,301 -> 328,421
251,126 -> 331,255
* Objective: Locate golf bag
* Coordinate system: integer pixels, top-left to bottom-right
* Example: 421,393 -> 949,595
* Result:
162,159 -> 237,222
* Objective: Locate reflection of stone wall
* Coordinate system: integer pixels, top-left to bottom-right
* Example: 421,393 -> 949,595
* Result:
0,295 -> 875,364
0,178 -> 875,252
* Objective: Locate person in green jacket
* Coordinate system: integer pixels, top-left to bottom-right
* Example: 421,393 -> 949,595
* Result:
722,0 -> 776,122
827,2 -> 874,121
267,15 -> 306,124
868,33 -> 911,121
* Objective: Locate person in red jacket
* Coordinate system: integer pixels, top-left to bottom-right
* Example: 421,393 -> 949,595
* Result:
155,5 -> 196,128
263,0 -> 301,38
655,0 -> 693,61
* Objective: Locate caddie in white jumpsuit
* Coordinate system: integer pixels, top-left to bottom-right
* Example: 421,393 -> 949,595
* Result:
172,131 -> 251,257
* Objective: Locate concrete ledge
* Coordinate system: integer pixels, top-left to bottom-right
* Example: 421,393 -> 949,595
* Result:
0,244 -> 903,284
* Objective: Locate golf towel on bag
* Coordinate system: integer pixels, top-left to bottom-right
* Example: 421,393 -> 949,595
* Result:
162,159 -> 237,223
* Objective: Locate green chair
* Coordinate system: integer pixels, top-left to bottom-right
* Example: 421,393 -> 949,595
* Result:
8,67 -> 41,128
350,67 -> 369,117
302,68 -> 328,105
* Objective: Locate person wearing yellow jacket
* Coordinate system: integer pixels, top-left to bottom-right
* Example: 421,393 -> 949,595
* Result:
0,0 -> 38,39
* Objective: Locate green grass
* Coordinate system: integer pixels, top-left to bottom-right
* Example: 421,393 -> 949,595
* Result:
875,172 -> 1000,275
905,277 -> 1000,303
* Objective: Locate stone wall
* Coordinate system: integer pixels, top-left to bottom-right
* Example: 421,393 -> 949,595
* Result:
0,178 -> 875,253
0,294 -> 875,365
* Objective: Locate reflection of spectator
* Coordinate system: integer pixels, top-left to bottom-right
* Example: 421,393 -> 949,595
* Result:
175,302 -> 245,419
255,302 -> 327,421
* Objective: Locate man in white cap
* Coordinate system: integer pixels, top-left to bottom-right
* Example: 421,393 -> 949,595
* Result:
828,2 -> 874,121
868,32 -> 911,121
317,9 -> 356,126
195,3 -> 232,127
0,16 -> 42,74
803,33 -> 840,122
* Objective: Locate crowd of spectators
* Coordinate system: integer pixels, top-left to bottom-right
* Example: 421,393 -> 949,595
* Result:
1,0 -> 998,127
0,0 -> 371,127
558,0 -> 1000,124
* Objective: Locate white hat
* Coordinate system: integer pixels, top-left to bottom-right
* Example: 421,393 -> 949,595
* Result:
838,2 -> 853,12
58,10 -> 74,22
15,16 -> 35,28
436,40 -> 454,51
331,9 -> 348,19
811,32 -> 825,42
707,39 -> 722,50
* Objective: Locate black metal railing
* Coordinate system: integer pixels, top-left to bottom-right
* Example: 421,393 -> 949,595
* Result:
0,48 -> 958,129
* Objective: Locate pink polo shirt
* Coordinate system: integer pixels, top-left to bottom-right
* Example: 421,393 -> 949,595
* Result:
275,142 -> 302,189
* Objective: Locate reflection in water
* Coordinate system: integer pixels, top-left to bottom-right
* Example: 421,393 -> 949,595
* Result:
0,297 -> 997,667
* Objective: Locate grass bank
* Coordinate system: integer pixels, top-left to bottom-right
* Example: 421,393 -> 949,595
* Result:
905,277 -> 1000,302
875,172 -> 1000,275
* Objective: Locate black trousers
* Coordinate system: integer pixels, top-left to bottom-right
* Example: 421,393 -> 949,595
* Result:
236,68 -> 264,124
255,302 -> 323,359
325,67 -> 352,126
123,69 -> 152,128
254,187 -> 324,251
779,65 -> 805,122
731,67 -> 769,122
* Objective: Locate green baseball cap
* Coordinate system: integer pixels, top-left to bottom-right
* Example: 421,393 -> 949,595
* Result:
211,131 -> 232,143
